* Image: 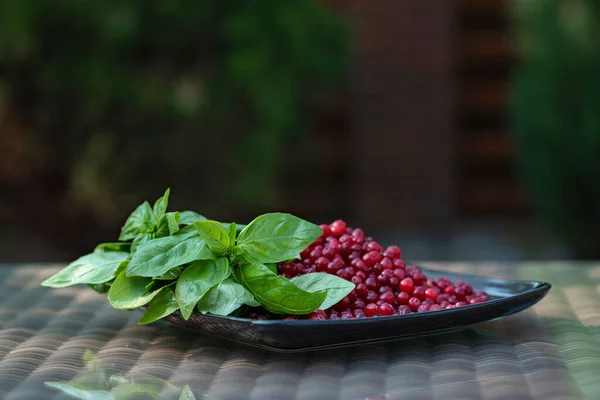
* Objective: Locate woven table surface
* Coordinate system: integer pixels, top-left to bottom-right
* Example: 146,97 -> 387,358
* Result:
0,262 -> 598,400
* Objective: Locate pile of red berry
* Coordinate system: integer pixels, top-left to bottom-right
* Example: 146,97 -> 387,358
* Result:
271,220 -> 491,320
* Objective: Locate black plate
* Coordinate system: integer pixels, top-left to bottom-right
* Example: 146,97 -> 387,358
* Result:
159,267 -> 551,352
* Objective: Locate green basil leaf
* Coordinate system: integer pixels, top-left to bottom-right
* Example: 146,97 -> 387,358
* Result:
264,263 -> 277,273
179,211 -> 207,225
138,286 -> 179,324
126,229 -> 214,277
152,188 -> 170,218
197,278 -> 259,316
86,282 -> 111,294
108,272 -> 164,309
131,232 -> 153,253
95,242 -> 131,253
178,385 -> 197,400
235,264 -> 326,315
227,222 -> 237,244
193,220 -> 230,255
223,222 -> 247,233
119,201 -> 155,241
154,265 -> 185,280
291,273 -> 355,310
45,382 -> 115,400
175,258 -> 232,319
41,251 -> 129,288
115,259 -> 129,276
236,213 -> 322,264
111,384 -> 163,399
156,212 -> 181,238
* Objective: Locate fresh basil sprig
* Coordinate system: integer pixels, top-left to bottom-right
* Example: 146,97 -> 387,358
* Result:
42,189 -> 355,324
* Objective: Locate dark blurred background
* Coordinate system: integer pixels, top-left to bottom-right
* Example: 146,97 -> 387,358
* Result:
0,0 -> 599,262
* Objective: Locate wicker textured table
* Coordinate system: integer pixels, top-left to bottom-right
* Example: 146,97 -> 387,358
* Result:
0,262 -> 598,400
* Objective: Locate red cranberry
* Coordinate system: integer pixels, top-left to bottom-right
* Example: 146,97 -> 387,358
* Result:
398,305 -> 412,314
366,291 -> 379,302
430,305 -> 443,311
379,291 -> 396,304
437,294 -> 449,304
363,251 -> 382,267
372,263 -> 384,274
397,292 -> 410,305
389,277 -> 399,287
463,284 -> 473,296
445,305 -> 455,309
340,311 -> 353,319
351,276 -> 363,285
336,269 -> 351,280
380,257 -> 393,270
284,263 -> 297,277
365,303 -> 379,317
435,278 -> 450,290
444,286 -> 455,296
341,241 -> 353,254
455,301 -> 467,307
399,278 -> 415,294
448,295 -> 457,305
439,300 -> 450,308
339,234 -> 351,244
413,286 -> 426,301
322,247 -> 335,258
379,303 -> 395,316
470,298 -> 485,304
412,272 -> 425,286
393,268 -> 406,279
379,286 -> 393,294
365,277 -> 378,290
319,224 -> 331,237
383,245 -> 402,259
309,249 -> 321,261
422,298 -> 434,306
353,300 -> 365,309
425,288 -> 438,302
308,310 -> 328,320
352,260 -> 368,272
377,274 -> 390,286
329,220 -> 347,236
408,297 -> 421,312
315,257 -> 330,270
363,241 -> 379,253
351,228 -> 365,243
347,290 -> 358,302
327,238 -> 341,251
327,263 -> 339,275
407,265 -> 421,274
355,271 -> 367,280
334,296 -> 351,311
355,283 -> 368,296
393,259 -> 406,269
417,304 -> 430,313
300,247 -> 312,259
454,286 -> 466,299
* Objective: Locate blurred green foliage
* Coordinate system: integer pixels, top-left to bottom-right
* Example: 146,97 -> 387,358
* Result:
0,0 -> 349,233
511,0 -> 600,257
